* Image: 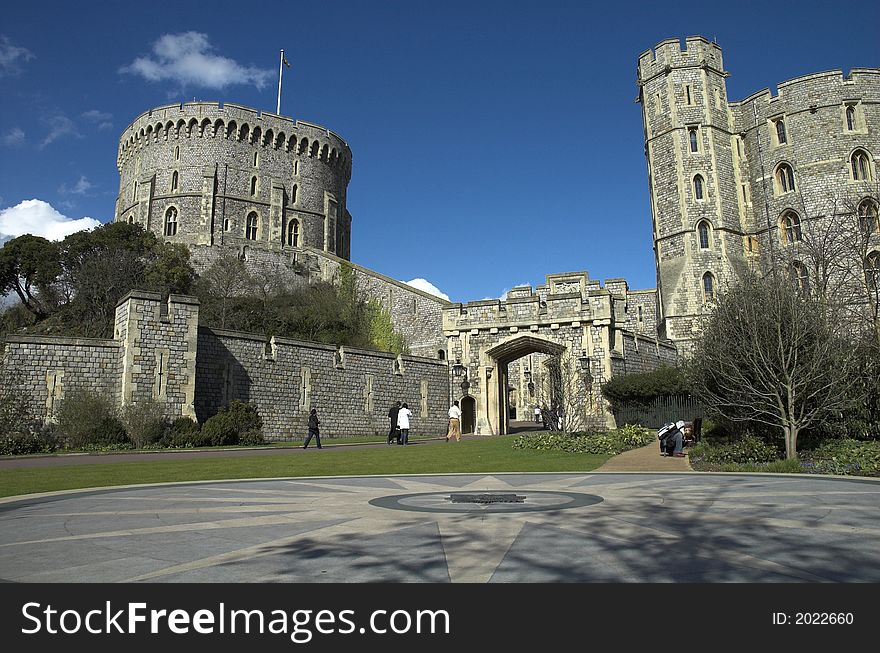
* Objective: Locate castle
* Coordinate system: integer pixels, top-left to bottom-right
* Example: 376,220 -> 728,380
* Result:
638,37 -> 880,350
5,37 -> 873,438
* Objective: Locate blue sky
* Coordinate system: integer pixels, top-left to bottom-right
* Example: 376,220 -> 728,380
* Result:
1,0 -> 877,303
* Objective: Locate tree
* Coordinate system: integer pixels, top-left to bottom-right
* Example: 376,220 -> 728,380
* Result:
689,273 -> 862,459
0,235 -> 61,318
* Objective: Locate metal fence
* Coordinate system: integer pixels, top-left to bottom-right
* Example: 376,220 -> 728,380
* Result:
613,395 -> 706,429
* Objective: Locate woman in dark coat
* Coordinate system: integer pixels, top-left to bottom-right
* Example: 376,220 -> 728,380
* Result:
303,408 -> 322,449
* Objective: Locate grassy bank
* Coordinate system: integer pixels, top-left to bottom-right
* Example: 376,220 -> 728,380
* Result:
0,435 -> 609,498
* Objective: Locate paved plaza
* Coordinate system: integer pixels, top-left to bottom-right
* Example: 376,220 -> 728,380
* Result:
1,471 -> 879,582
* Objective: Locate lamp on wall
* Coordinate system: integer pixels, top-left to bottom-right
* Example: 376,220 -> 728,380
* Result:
452,360 -> 470,394
577,351 -> 593,387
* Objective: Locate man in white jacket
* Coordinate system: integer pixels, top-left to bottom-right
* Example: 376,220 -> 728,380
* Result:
397,402 -> 413,445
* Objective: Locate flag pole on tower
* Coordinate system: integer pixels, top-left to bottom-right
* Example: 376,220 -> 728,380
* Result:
277,50 -> 291,115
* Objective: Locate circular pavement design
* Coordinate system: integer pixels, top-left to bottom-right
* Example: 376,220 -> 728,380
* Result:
1,472 -> 879,583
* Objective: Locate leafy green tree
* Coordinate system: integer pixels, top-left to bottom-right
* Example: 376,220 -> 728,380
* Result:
0,235 -> 61,318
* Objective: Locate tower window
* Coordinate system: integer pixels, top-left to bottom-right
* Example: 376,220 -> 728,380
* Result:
174,145 -> 180,160
693,175 -> 705,201
250,176 -> 258,196
246,212 -> 258,240
865,252 -> 880,292
859,200 -> 878,235
688,127 -> 699,153
164,206 -> 178,237
790,261 -> 809,294
773,118 -> 787,145
702,272 -> 715,303
170,170 -> 178,193
127,215 -> 134,224
253,151 -> 259,167
775,163 -> 795,194
851,149 -> 872,181
782,211 -> 802,244
286,218 -> 299,247
697,220 -> 711,249
845,104 -> 857,131
654,93 -> 662,115
684,85 -> 693,106
223,217 -> 230,232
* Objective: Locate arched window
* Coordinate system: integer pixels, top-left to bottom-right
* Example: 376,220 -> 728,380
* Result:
286,218 -> 299,247
702,272 -> 715,303
782,211 -> 802,244
438,350 -> 446,361
865,252 -> 880,292
851,149 -> 872,181
688,127 -> 699,153
170,170 -> 178,192
127,215 -> 134,224
250,176 -> 258,196
774,118 -> 787,144
223,217 -> 230,232
164,207 -> 178,237
846,105 -> 856,131
790,261 -> 809,294
253,151 -> 259,167
246,212 -> 258,240
859,200 -> 878,235
697,220 -> 711,249
693,175 -> 704,201
775,163 -> 795,193
291,184 -> 298,204
174,145 -> 180,160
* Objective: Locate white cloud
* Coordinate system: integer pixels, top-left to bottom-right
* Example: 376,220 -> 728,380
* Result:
81,110 -> 113,130
39,114 -> 80,148
2,127 -> 25,146
58,176 -> 94,196
0,35 -> 35,77
120,32 -> 273,90
0,199 -> 100,244
405,278 -> 450,301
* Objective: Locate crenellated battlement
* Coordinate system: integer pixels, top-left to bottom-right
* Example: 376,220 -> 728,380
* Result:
117,102 -> 352,174
731,68 -> 880,111
637,36 -> 725,84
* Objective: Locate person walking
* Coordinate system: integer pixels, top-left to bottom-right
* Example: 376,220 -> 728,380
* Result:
387,401 -> 401,445
446,400 -> 462,442
534,405 -> 541,424
302,408 -> 322,449
397,402 -> 412,445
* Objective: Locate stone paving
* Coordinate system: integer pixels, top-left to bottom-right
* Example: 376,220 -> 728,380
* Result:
2,471 -> 878,583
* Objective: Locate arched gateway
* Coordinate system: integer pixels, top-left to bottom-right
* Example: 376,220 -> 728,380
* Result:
442,272 -> 678,435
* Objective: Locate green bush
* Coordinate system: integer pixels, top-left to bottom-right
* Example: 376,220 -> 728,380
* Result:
601,366 -> 691,408
512,425 -> 653,455
122,400 -> 167,448
201,400 -> 263,446
157,416 -> 208,448
0,424 -> 59,456
239,430 -> 266,446
800,439 -> 880,476
56,389 -> 129,448
687,434 -> 779,466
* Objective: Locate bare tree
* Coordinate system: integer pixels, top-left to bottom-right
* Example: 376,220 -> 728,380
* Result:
690,273 -> 862,459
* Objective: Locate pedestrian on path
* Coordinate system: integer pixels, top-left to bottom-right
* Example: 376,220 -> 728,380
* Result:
397,402 -> 412,445
387,401 -> 401,445
303,408 -> 322,449
447,400 -> 462,442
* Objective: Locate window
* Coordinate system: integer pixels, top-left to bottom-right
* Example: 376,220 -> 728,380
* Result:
790,261 -> 809,294
714,88 -> 722,110
773,118 -> 787,145
782,211 -> 802,244
223,217 -> 230,232
851,149 -> 872,181
170,170 -> 178,193
693,175 -> 705,201
702,272 -> 715,303
866,252 -> 880,292
775,163 -> 795,194
859,200 -> 878,235
250,176 -> 258,196
688,127 -> 699,153
654,92 -> 662,115
164,207 -> 178,237
246,212 -> 258,240
253,151 -> 259,167
174,146 -> 180,160
127,215 -> 134,224
846,105 -> 856,131
697,220 -> 711,249
684,85 -> 693,106
286,218 -> 299,247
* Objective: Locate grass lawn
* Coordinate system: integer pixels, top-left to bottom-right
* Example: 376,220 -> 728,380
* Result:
0,435 -> 610,498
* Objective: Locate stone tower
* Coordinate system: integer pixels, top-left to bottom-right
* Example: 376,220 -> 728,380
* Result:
637,37 -> 748,350
114,102 -> 353,266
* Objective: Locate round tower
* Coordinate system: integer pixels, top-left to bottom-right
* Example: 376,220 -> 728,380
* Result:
637,37 -> 747,350
114,102 -> 353,263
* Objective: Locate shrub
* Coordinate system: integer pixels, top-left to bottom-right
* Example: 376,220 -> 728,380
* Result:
800,439 -> 880,476
122,400 -> 167,448
687,434 -> 779,466
601,366 -> 691,408
201,400 -> 263,446
0,424 -> 59,456
239,430 -> 266,446
512,426 -> 653,455
56,389 -> 129,449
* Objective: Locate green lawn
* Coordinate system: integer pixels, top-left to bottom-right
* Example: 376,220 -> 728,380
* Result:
0,435 -> 610,498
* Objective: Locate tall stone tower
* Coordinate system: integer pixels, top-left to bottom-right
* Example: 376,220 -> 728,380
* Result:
637,37 -> 747,350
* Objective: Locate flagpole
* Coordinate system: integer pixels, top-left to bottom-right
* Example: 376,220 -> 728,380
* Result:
276,49 -> 284,115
